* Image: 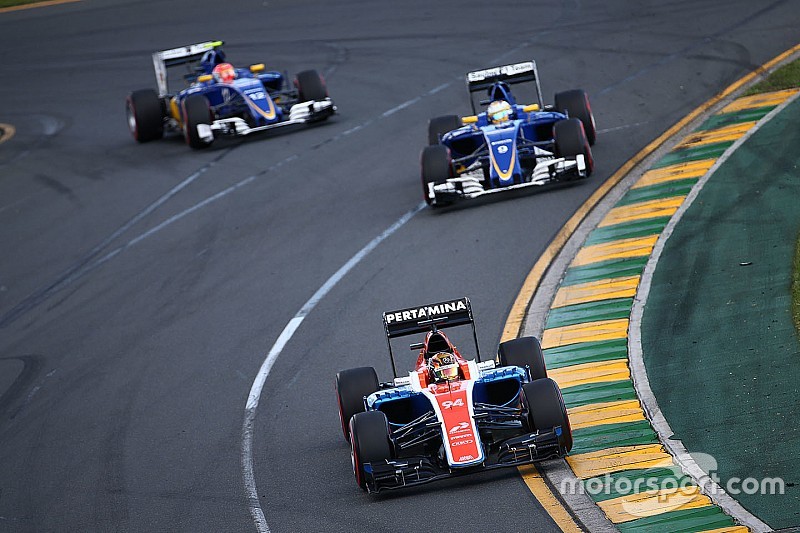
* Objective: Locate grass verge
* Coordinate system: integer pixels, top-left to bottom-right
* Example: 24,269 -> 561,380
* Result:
0,0 -> 43,7
746,57 -> 800,95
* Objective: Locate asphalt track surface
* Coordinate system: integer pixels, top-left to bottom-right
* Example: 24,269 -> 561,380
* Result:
0,1 -> 798,531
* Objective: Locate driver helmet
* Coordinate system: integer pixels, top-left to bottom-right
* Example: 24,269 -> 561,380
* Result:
428,352 -> 460,382
212,63 -> 236,84
487,100 -> 513,124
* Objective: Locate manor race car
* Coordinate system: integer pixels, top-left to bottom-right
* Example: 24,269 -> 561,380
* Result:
421,61 -> 596,206
126,40 -> 335,149
335,297 -> 572,493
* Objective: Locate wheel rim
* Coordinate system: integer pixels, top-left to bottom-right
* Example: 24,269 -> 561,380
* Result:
126,104 -> 137,135
350,434 -> 363,488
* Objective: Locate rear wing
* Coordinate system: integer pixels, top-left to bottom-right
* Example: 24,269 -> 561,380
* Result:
382,297 -> 481,377
466,60 -> 544,114
152,40 -> 224,97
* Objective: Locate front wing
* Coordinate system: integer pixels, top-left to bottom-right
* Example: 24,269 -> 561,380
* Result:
426,155 -> 587,206
362,426 -> 567,493
195,98 -> 335,142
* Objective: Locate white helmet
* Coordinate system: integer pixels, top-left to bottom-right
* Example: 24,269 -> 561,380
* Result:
487,100 -> 513,123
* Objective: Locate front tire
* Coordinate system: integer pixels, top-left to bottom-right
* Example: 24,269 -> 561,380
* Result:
350,411 -> 393,490
554,118 -> 593,177
126,89 -> 163,143
497,337 -> 547,380
427,115 -> 462,145
295,69 -> 328,101
420,145 -> 453,206
555,89 -> 596,145
522,378 -> 572,453
182,94 -> 213,149
335,367 -> 379,442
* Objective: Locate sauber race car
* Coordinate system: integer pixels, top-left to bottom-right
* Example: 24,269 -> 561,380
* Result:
421,61 -> 596,206
335,297 -> 572,493
126,40 -> 335,149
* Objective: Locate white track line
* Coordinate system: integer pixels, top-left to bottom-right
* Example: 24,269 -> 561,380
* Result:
0,164 -> 215,328
241,202 -> 424,533
1,71 -> 446,327
5,44 -> 537,326
238,43 -> 575,533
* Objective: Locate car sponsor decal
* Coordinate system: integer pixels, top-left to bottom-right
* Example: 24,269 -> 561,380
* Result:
486,130 -> 517,181
384,298 -> 468,325
420,380 -> 483,466
467,61 -> 535,82
156,41 -> 220,61
243,90 -> 276,121
231,79 -> 277,121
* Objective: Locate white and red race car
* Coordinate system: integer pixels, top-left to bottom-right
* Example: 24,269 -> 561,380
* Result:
335,297 -> 572,492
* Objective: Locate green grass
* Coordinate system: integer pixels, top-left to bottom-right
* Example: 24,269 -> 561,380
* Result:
0,0 -> 45,6
745,58 -> 800,95
793,234 -> 800,334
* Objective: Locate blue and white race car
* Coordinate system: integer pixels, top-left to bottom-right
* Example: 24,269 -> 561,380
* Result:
126,40 -> 335,149
335,297 -> 572,493
421,61 -> 595,206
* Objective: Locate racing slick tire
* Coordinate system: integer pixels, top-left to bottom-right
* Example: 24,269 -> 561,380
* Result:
555,89 -> 596,145
421,145 -> 454,207
336,366 -> 380,442
554,118 -> 594,177
182,94 -> 213,149
497,336 -> 547,380
522,378 -> 573,453
126,89 -> 164,143
427,115 -> 462,145
350,410 -> 393,490
295,69 -> 328,101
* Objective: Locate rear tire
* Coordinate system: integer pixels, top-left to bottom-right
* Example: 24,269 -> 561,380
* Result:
427,115 -> 462,145
182,94 -> 213,149
554,118 -> 593,177
420,145 -> 454,206
555,89 -> 596,145
335,367 -> 379,442
497,337 -> 547,380
350,411 -> 393,490
295,69 -> 328,101
126,89 -> 163,143
522,378 -> 572,453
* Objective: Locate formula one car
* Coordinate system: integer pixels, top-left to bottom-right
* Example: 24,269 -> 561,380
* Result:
421,61 -> 596,206
126,40 -> 335,149
335,297 -> 572,493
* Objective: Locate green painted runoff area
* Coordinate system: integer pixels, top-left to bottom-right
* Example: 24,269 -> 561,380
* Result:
641,96 -> 800,527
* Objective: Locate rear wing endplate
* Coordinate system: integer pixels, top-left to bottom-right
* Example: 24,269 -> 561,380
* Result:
152,40 -> 224,97
382,297 -> 481,377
